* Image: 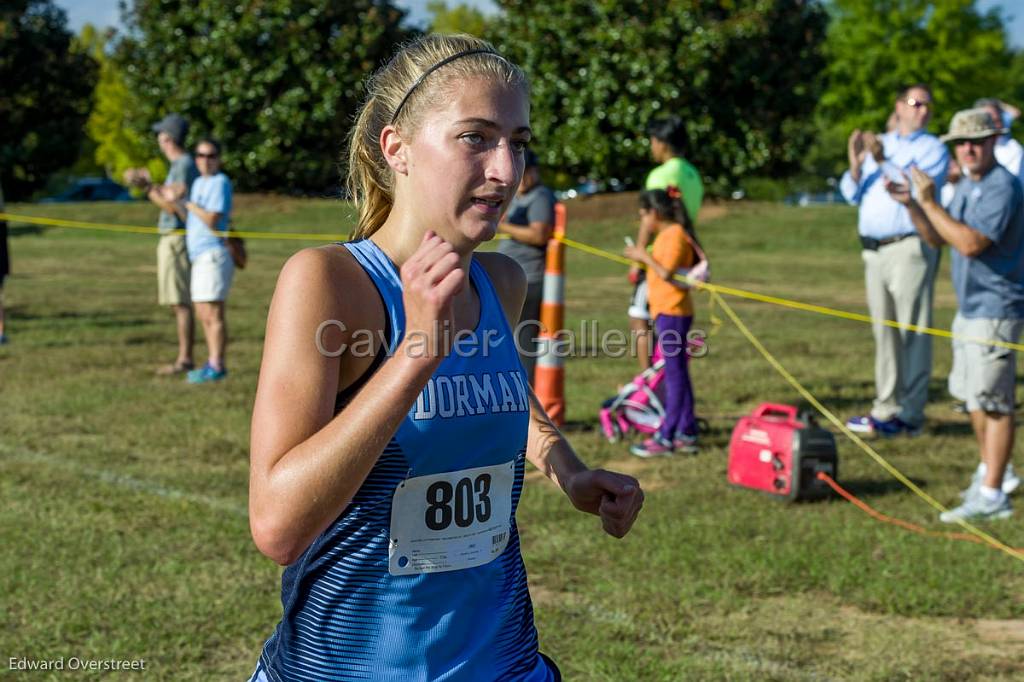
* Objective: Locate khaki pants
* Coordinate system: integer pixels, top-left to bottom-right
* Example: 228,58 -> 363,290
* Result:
862,236 -> 939,426
157,233 -> 190,306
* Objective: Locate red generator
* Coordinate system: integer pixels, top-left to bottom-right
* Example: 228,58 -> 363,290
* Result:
727,403 -> 838,502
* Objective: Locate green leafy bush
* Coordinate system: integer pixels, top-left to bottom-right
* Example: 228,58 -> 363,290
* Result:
115,0 -> 414,194
491,0 -> 828,195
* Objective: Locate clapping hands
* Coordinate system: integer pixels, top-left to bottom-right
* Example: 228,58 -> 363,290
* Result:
909,167 -> 936,204
122,167 -> 152,190
884,166 -> 937,207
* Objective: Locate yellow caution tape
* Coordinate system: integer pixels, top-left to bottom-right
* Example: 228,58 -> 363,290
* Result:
0,211 -> 335,241
3,211 -> 1019,351
5,209 -> 1021,559
557,234 -> 1024,352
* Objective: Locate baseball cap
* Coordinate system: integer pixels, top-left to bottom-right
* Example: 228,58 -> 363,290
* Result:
152,113 -> 189,146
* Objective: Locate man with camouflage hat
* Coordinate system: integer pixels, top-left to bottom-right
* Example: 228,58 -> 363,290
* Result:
887,108 -> 1024,522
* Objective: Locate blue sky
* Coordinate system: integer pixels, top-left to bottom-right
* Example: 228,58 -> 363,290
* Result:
54,0 -> 1022,47
52,0 -> 499,31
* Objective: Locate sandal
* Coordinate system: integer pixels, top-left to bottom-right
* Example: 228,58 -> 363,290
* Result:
156,361 -> 195,376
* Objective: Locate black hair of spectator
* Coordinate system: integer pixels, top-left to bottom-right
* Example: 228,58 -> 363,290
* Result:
196,138 -> 222,155
897,83 -> 932,101
639,188 -> 695,236
645,116 -> 688,155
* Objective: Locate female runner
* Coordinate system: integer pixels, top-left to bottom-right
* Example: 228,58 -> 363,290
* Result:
246,34 -> 644,681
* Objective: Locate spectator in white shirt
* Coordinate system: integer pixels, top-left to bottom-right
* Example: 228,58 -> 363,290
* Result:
975,98 -> 1023,185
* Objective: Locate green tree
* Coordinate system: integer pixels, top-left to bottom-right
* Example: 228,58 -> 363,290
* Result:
428,1 -> 492,36
0,0 -> 98,200
79,24 -> 166,190
116,0 -> 414,193
1007,49 -> 1024,145
811,0 -> 1013,176
493,0 -> 829,193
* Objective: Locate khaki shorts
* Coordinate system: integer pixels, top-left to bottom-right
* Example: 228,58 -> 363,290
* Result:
157,233 -> 191,306
948,313 -> 1024,414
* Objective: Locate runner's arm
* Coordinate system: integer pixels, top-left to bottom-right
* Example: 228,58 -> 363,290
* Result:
249,247 -> 446,566
480,252 -> 644,538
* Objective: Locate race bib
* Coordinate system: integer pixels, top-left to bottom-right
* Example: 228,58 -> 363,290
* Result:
388,461 -> 514,576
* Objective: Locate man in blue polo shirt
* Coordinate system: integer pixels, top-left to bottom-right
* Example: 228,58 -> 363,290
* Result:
840,83 -> 949,437
889,108 -> 1024,522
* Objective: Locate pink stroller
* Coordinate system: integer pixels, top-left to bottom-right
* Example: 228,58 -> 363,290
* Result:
599,339 -> 705,443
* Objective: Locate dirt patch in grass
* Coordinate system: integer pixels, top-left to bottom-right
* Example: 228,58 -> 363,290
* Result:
703,594 -> 1024,675
976,619 -> 1024,643
528,582 -> 575,607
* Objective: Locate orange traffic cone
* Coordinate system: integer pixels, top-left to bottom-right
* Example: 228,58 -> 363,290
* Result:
535,203 -> 566,425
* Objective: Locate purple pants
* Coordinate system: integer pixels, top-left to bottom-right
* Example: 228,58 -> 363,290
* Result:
655,314 -> 696,440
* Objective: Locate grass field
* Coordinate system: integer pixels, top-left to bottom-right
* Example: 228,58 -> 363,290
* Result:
2,196 -> 1024,680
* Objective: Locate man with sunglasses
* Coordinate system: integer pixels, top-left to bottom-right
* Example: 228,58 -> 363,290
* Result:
887,108 -> 1024,521
840,84 -> 949,438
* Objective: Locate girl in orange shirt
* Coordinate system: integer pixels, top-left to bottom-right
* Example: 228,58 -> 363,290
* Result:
624,188 -> 701,456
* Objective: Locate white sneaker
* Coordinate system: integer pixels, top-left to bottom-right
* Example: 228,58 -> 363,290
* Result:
961,462 -> 1021,498
940,489 -> 1012,523
1005,464 -> 1021,495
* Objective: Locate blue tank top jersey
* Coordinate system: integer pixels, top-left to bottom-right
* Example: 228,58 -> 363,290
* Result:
257,239 -> 553,681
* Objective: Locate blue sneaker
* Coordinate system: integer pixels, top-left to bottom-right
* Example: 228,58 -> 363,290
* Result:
187,363 -> 227,384
0,334 -> 7,345
845,415 -> 920,438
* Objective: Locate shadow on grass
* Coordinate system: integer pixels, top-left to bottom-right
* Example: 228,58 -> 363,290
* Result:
831,476 -> 928,500
928,422 -> 976,437
7,225 -> 45,237
10,309 -> 149,326
561,420 -> 596,434
779,383 -> 877,415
